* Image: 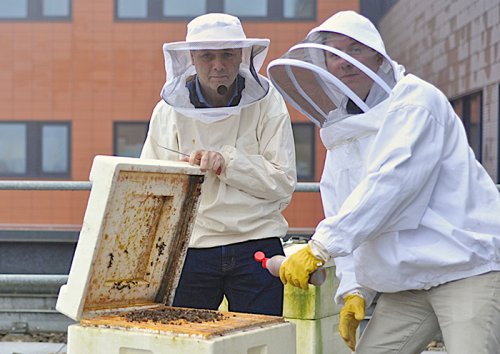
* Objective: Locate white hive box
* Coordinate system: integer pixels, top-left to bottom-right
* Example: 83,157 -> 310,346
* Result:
57,155 -> 296,354
283,243 -> 349,354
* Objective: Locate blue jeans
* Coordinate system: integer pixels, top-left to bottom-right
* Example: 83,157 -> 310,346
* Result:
172,237 -> 285,316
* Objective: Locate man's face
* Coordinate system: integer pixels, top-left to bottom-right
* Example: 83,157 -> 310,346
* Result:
191,48 -> 242,95
323,33 -> 383,100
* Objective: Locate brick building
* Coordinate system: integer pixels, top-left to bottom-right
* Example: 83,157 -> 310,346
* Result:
3,0 -> 497,235
0,0 -> 360,232
378,0 -> 500,182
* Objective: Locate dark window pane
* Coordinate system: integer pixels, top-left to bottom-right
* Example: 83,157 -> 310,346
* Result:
224,0 -> 267,17
451,99 -> 463,118
117,0 -> 147,18
292,123 -> 315,181
163,0 -> 205,17
451,92 -> 482,161
43,0 -> 70,16
0,123 -> 26,174
283,0 -> 314,18
115,122 -> 148,157
0,0 -> 28,18
469,93 -> 481,159
42,124 -> 69,173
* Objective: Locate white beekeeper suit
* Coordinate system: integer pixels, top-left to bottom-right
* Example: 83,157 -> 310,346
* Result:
142,14 -> 296,248
268,10 -> 500,354
141,13 -> 296,317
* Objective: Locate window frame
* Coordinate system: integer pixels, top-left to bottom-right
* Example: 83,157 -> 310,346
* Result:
111,120 -> 316,181
292,121 -> 316,182
114,0 -> 316,21
450,91 -> 483,162
0,0 -> 72,21
0,121 -> 72,179
113,121 -> 149,158
498,84 -> 500,183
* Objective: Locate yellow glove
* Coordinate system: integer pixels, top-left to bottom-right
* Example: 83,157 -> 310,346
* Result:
279,245 -> 324,290
339,294 -> 365,352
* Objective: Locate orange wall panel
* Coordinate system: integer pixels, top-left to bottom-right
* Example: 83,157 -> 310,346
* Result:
0,0 -> 359,229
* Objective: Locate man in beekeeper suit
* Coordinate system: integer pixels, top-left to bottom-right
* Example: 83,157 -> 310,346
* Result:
141,13 -> 296,316
268,10 -> 500,353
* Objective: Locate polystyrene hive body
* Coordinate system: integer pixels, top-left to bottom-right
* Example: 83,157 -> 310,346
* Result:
56,155 -> 296,354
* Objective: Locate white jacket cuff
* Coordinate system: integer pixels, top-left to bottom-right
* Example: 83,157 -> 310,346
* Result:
336,288 -> 378,309
308,239 -> 331,263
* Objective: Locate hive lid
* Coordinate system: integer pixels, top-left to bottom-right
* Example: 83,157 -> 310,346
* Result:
56,155 -> 205,321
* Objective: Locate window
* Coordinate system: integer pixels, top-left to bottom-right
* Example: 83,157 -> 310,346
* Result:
283,0 -> 314,19
0,0 -> 71,20
0,122 -> 71,178
163,0 -> 205,17
43,0 -> 70,16
114,122 -> 149,158
0,0 -> 27,18
117,0 -> 148,18
112,121 -> 316,180
292,122 -> 315,181
115,0 -> 315,20
223,0 -> 267,17
451,91 -> 482,161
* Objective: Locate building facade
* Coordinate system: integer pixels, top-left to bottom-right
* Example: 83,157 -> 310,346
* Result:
0,0 -> 359,231
379,0 -> 500,182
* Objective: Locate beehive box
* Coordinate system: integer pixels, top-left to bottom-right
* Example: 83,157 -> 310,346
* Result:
283,243 -> 341,320
68,306 -> 294,354
56,155 -> 296,354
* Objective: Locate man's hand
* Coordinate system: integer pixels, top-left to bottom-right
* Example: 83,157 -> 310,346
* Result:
182,150 -> 225,175
279,245 -> 324,290
339,294 -> 365,352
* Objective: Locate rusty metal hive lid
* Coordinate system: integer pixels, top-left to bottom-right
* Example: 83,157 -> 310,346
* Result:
56,155 -> 204,321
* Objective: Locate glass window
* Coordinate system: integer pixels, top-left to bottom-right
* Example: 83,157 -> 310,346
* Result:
116,0 -> 315,20
468,93 -> 481,160
451,91 -> 482,161
0,123 -> 26,174
0,122 -> 70,177
451,98 -> 463,118
292,123 -> 315,181
0,0 -> 28,18
0,0 -> 71,20
43,0 -> 70,17
283,0 -> 314,19
224,0 -> 267,17
117,0 -> 148,18
163,0 -> 205,17
114,122 -> 149,158
42,124 -> 69,173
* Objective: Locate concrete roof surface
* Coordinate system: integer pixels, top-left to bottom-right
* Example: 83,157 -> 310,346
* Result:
0,342 -> 66,354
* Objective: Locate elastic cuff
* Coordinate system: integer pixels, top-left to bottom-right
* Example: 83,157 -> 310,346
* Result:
347,290 -> 364,299
219,145 -> 234,171
308,239 -> 331,263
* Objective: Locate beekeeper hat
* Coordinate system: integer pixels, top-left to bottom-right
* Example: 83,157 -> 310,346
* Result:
160,13 -> 271,123
163,13 -> 270,51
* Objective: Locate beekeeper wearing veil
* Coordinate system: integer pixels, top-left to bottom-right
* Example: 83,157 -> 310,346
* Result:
141,13 -> 296,316
268,10 -> 500,354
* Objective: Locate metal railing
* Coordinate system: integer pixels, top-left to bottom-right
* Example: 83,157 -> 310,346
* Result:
2,180 -> 500,192
1,180 -> 499,333
0,180 -> 321,333
0,180 -> 321,192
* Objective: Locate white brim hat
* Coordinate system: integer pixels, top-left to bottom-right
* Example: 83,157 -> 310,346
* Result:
163,13 -> 270,51
160,13 -> 271,123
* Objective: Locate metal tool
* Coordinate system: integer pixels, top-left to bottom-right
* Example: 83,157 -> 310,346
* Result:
157,145 -> 222,175
157,145 -> 190,157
